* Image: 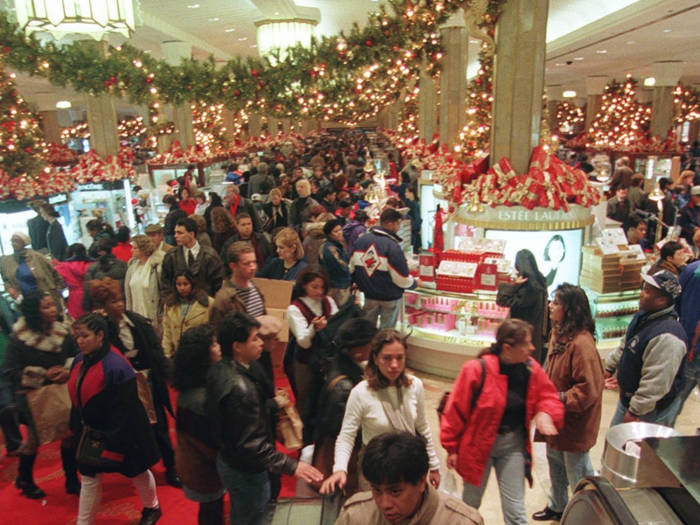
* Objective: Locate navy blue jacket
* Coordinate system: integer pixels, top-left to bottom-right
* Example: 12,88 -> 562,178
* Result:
349,226 -> 415,301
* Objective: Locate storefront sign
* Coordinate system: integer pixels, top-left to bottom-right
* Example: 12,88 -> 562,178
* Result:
77,181 -> 123,192
48,194 -> 67,205
455,204 -> 594,231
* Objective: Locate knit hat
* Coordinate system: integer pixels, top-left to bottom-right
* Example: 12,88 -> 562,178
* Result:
11,232 -> 31,246
335,318 -> 378,350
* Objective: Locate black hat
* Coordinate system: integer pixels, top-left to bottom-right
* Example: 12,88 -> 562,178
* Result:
335,318 -> 378,350
323,219 -> 343,236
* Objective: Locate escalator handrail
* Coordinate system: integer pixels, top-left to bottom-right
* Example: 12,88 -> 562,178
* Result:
570,476 -> 639,525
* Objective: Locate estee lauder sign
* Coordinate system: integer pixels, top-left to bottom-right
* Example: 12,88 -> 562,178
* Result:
455,205 -> 594,231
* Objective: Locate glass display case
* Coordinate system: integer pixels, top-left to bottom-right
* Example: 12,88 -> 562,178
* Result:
403,286 -> 509,378
584,288 -> 640,353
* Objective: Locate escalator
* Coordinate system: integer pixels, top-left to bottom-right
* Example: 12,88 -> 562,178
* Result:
561,436 -> 700,525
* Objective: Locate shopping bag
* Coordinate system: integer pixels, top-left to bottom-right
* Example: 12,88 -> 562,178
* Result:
439,468 -> 462,500
136,370 -> 158,425
18,383 -> 72,446
277,392 -> 304,452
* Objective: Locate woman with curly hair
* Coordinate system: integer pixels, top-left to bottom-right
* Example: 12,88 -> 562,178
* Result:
532,284 -> 603,522
210,207 -> 237,255
173,325 -> 225,525
88,277 -> 180,488
3,290 -> 79,498
320,329 -> 441,496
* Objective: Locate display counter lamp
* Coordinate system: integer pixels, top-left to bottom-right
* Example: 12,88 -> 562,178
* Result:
14,0 -> 137,40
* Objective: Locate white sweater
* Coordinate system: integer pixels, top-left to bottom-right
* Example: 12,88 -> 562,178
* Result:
333,376 -> 440,473
286,296 -> 338,349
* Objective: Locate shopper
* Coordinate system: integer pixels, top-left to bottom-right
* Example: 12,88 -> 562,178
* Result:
675,257 -> 700,422
160,217 -> 225,301
404,186 -> 422,254
178,186 -> 197,216
112,226 -> 133,263
69,312 -> 162,525
162,270 -> 214,359
287,266 -> 338,430
89,277 -> 180,488
85,219 -> 115,259
350,208 -> 419,330
27,199 -> 50,252
321,329 -> 441,495
189,214 -> 213,248
210,207 -> 238,255
82,238 -> 128,312
320,218 -> 352,307
262,188 -> 289,233
54,243 -> 93,320
194,191 -> 209,216
647,240 -> 688,276
3,291 -> 79,498
256,227 -> 308,281
0,232 -> 66,311
204,192 -> 224,234
335,432 -> 483,525
440,319 -> 564,525
313,318 -> 378,494
206,312 -> 324,525
223,184 -> 262,232
533,284 -> 603,522
289,179 -> 319,233
605,270 -> 687,427
124,234 -> 164,329
145,223 -> 174,254
40,202 -> 69,262
219,213 -> 273,271
163,194 -> 188,246
496,249 -> 549,364
173,325 -> 225,525
342,209 -> 368,255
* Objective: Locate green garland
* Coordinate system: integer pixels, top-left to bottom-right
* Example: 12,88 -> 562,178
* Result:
0,1 -> 506,124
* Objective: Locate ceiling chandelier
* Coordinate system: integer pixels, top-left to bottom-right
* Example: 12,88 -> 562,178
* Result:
14,0 -> 137,40
255,18 -> 316,62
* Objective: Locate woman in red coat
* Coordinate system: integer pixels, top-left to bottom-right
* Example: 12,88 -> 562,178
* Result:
441,319 -> 564,525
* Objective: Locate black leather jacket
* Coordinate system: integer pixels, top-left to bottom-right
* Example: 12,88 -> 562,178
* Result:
206,358 -> 297,476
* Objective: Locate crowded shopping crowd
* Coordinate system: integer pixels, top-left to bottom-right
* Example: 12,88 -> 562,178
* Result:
0,132 -> 698,525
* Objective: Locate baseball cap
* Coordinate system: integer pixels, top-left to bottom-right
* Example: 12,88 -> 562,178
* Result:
145,224 -> 163,234
251,193 -> 262,203
690,186 -> 700,196
641,269 -> 681,299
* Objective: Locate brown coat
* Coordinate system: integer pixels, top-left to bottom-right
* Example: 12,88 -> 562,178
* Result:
335,484 -> 483,525
544,331 -> 604,452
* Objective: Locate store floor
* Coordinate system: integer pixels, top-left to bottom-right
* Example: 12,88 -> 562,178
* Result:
414,367 -> 699,525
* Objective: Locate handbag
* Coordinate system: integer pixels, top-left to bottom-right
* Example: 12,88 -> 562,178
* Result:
135,370 -> 158,425
276,390 -> 304,451
17,383 -> 72,446
74,365 -> 110,468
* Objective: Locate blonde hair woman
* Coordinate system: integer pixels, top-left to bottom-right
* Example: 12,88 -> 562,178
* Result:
256,227 -> 308,281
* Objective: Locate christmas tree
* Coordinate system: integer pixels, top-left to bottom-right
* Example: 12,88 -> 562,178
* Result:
192,102 -> 229,152
0,62 -> 46,177
457,49 -> 493,161
588,76 -> 650,148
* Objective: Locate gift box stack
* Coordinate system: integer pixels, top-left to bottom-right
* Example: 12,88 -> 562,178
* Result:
460,147 -> 601,211
436,250 -> 511,293
579,246 -> 644,294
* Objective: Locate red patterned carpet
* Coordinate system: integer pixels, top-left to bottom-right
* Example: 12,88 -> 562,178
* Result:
0,378 -> 299,524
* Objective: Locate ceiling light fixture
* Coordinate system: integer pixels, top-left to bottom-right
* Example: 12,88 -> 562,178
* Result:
627,41 -> 635,44
225,28 -> 235,32
663,29 -> 671,33
238,37 -> 247,41
55,100 -> 71,109
14,0 -> 137,40
644,77 -> 656,87
209,17 -> 219,22
563,90 -> 577,98
555,63 -> 566,67
596,50 -> 607,54
574,57 -> 584,61
187,4 -> 200,8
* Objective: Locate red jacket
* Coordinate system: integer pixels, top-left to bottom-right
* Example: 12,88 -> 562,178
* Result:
54,259 -> 92,320
440,354 -> 564,487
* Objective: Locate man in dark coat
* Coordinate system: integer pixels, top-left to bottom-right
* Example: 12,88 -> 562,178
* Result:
27,200 -> 49,252
160,217 -> 225,301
